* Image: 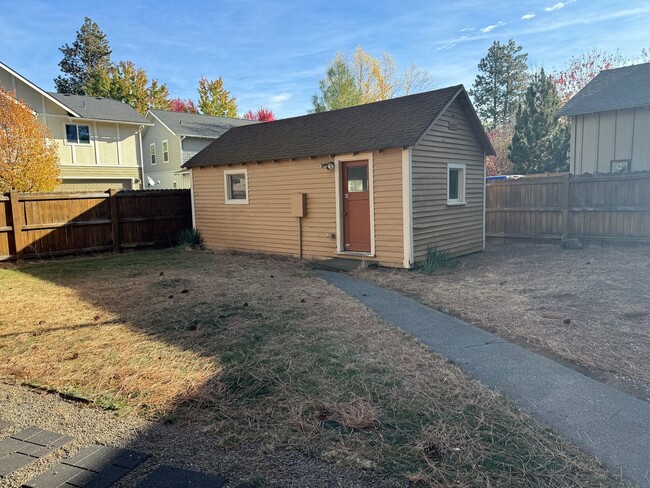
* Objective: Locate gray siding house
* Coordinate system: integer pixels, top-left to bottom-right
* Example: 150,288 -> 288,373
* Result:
142,110 -> 256,189
558,62 -> 650,174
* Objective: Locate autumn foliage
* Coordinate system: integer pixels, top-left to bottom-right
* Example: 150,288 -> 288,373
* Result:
0,89 -> 59,192
243,107 -> 275,121
170,98 -> 199,113
552,49 -> 627,104
486,125 -> 514,176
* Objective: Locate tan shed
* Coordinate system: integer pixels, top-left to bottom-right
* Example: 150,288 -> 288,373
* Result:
183,86 -> 495,268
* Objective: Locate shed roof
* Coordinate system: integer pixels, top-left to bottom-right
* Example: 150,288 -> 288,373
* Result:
149,109 -> 257,138
48,92 -> 151,124
184,85 -> 494,168
557,62 -> 650,117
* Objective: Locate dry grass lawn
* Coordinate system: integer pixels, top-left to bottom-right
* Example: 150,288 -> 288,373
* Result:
359,243 -> 650,402
0,249 -> 631,487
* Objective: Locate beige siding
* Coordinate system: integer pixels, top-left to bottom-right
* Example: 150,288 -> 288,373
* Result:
192,149 -> 404,267
411,97 -> 485,260
58,165 -> 140,192
570,107 -> 650,173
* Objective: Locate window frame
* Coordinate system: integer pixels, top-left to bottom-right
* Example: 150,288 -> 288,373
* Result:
150,143 -> 156,165
224,168 -> 249,204
162,140 -> 169,163
64,123 -> 91,145
447,163 -> 466,205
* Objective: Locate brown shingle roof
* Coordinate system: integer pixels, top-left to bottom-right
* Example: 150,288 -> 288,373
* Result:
184,85 -> 493,168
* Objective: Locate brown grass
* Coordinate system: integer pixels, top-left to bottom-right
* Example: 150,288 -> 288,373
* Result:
0,249 -> 630,486
360,243 -> 650,402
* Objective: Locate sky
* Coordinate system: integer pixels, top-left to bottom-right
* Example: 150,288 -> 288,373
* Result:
1,0 -> 649,118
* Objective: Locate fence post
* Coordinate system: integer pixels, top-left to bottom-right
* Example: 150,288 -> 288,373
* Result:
109,189 -> 120,252
8,191 -> 24,259
561,173 -> 571,240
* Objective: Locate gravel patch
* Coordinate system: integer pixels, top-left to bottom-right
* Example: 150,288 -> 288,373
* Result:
0,382 -> 411,488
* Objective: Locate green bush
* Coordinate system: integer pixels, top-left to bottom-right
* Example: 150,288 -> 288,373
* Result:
415,246 -> 458,275
177,228 -> 203,249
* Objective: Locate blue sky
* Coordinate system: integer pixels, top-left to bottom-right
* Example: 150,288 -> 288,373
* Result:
1,0 -> 648,118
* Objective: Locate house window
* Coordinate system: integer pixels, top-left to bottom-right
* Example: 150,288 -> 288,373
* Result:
65,124 -> 90,144
224,169 -> 248,204
162,140 -> 169,163
447,163 -> 466,205
150,143 -> 156,165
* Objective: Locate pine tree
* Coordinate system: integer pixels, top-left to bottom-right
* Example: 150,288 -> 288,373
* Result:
54,17 -> 112,95
470,39 -> 528,129
509,69 -> 569,174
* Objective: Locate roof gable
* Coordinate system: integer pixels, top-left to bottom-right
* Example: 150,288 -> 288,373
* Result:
0,61 -> 81,117
558,62 -> 650,116
149,109 -> 257,138
184,85 -> 493,168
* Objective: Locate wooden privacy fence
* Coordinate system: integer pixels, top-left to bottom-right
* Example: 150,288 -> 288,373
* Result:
486,172 -> 650,244
0,189 -> 192,260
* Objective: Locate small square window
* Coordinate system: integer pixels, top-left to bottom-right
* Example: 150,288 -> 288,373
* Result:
65,124 -> 90,144
162,140 -> 169,163
447,164 -> 466,205
150,143 -> 156,165
225,170 -> 248,204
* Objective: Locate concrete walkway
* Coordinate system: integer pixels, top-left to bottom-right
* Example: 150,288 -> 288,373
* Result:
316,270 -> 650,487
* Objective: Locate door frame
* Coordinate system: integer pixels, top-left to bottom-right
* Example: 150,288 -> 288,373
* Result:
334,152 -> 375,256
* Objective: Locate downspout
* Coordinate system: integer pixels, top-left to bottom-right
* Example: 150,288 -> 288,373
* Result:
137,125 -> 145,189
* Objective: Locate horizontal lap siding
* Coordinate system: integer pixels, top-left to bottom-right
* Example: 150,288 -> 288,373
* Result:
412,98 -> 485,259
192,148 -> 404,267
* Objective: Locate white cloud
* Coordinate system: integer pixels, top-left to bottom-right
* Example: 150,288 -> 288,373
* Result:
459,27 -> 475,32
545,3 -> 565,11
480,24 -> 498,33
269,93 -> 291,104
521,13 -> 536,20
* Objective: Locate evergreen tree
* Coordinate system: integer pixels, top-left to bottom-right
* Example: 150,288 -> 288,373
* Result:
312,54 -> 362,112
55,17 -> 112,95
509,69 -> 569,174
470,39 -> 528,128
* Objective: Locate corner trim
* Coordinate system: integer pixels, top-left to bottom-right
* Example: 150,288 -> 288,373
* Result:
401,147 -> 414,269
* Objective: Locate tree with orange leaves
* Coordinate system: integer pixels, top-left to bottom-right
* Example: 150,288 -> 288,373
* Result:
0,88 -> 60,192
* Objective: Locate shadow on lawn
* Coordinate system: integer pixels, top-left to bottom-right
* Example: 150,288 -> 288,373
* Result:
5,249 -> 407,487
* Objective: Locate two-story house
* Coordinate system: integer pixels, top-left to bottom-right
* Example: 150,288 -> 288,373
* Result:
0,61 -> 151,191
142,109 -> 256,189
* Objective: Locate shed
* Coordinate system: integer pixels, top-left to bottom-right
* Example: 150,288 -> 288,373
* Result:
557,62 -> 650,174
184,85 -> 495,268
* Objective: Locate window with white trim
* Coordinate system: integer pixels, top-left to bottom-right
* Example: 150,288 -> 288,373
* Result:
65,124 -> 90,144
447,163 -> 466,205
150,143 -> 156,165
162,140 -> 169,163
224,169 -> 248,204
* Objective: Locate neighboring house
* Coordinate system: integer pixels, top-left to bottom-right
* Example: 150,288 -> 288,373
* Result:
142,110 -> 256,189
0,61 -> 151,191
558,62 -> 650,174
184,85 -> 495,269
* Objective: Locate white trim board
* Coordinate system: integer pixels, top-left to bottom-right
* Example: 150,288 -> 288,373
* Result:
401,147 -> 414,269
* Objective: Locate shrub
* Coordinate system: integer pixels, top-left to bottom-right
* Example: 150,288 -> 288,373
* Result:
415,246 -> 458,275
177,228 -> 202,249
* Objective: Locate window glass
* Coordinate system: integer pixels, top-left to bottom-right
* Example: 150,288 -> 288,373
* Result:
229,173 -> 247,199
347,165 -> 368,192
65,124 -> 78,143
163,141 -> 169,162
150,144 -> 156,164
449,169 -> 460,200
78,125 -> 90,144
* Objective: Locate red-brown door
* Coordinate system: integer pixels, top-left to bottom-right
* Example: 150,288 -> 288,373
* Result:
342,160 -> 371,252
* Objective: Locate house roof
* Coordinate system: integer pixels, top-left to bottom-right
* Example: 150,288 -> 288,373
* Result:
48,92 -> 151,124
184,85 -> 494,168
0,61 -> 82,117
149,109 -> 257,138
557,62 -> 650,117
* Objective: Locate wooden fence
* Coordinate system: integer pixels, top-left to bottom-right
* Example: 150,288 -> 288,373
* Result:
486,172 -> 650,244
0,189 -> 192,260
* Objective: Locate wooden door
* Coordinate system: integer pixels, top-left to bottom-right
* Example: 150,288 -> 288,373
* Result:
342,160 -> 371,252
